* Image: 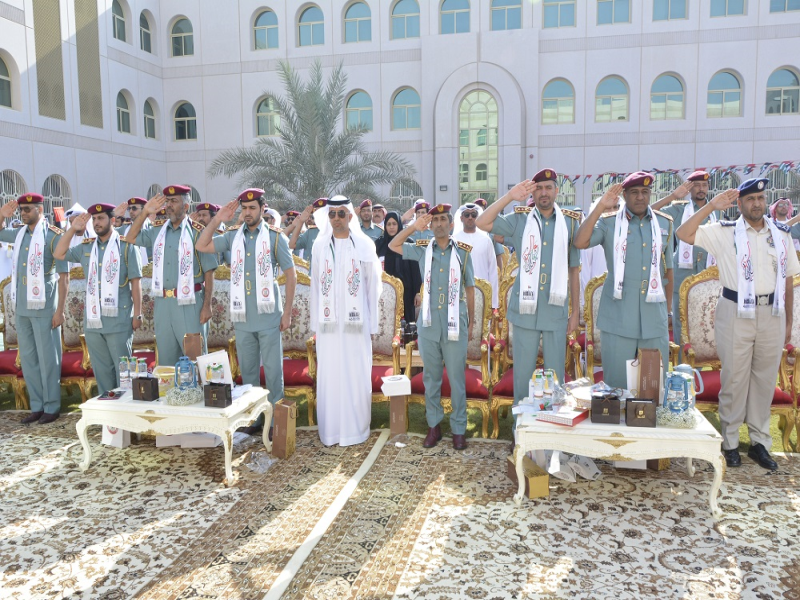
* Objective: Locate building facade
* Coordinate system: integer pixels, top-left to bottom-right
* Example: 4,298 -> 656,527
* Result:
1,0 -> 799,215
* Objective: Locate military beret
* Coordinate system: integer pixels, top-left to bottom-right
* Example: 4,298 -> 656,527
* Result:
687,170 -> 709,182
532,168 -> 558,183
237,188 -> 265,203
428,204 -> 451,215
738,178 -> 768,197
87,203 -> 115,215
164,184 -> 191,196
359,199 -> 372,209
414,200 -> 430,211
128,197 -> 147,206
474,198 -> 488,209
622,171 -> 653,189
285,210 -> 300,217
18,193 -> 43,204
312,198 -> 328,209
196,202 -> 218,213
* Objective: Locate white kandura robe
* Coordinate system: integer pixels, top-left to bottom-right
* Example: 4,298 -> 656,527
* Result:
455,229 -> 499,308
311,237 -> 381,447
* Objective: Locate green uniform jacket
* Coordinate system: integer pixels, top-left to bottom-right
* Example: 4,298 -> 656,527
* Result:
294,226 -> 320,264
133,218 -> 219,285
361,222 -> 383,243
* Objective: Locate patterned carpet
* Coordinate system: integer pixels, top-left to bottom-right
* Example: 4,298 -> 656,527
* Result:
1,412 -> 798,600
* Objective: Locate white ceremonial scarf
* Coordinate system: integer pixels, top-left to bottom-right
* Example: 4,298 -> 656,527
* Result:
734,216 -> 786,319
319,236 -> 364,333
518,205 -> 569,314
421,238 -> 462,341
86,230 -> 121,328
231,223 -> 274,322
679,202 -> 717,269
11,218 -> 47,310
612,206 -> 665,303
152,217 -> 196,305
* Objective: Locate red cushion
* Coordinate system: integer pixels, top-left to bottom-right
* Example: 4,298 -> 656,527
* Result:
371,365 -> 396,393
669,330 -> 674,343
61,351 -> 87,377
696,370 -> 792,406
410,367 -> 489,399
284,359 -> 313,387
577,332 -> 586,350
493,369 -> 514,397
0,350 -> 20,375
593,370 -> 604,383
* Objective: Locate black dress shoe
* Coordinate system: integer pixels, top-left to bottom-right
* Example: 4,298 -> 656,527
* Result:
722,448 -> 741,467
747,443 -> 778,471
237,425 -> 263,436
422,425 -> 442,448
452,434 -> 467,451
38,413 -> 60,425
21,412 -> 44,424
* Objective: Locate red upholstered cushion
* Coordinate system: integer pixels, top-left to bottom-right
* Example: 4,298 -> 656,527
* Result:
410,368 -> 489,399
371,365 -> 396,393
493,369 -> 514,397
577,332 -> 586,350
0,350 -> 20,375
696,370 -> 792,406
594,370 -> 604,383
61,351 -> 87,377
284,359 -> 313,387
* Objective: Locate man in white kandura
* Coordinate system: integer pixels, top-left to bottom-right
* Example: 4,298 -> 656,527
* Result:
455,202 -> 499,309
310,195 -> 382,446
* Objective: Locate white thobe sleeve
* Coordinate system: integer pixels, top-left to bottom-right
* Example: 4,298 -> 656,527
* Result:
310,251 -> 319,333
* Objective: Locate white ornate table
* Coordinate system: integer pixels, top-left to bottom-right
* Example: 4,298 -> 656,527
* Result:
513,408 -> 725,517
76,388 -> 272,485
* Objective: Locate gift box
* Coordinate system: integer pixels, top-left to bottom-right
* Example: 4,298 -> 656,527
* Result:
626,398 -> 656,427
183,333 -> 203,361
102,425 -> 131,448
590,393 -> 621,424
204,383 -> 232,408
637,348 -> 662,406
272,399 -> 297,459
506,454 -> 549,499
132,377 -> 159,401
389,395 -> 408,437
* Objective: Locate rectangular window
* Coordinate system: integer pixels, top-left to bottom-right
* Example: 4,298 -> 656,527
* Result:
771,0 -> 800,11
654,0 -> 687,20
117,109 -> 130,133
711,0 -> 745,16
707,90 -> 741,117
144,113 -> 156,138
544,0 -> 576,28
598,0 -> 631,24
407,106 -> 420,129
392,107 -> 406,130
459,129 -> 469,146
140,28 -> 151,52
0,80 -> 12,108
392,14 -> 419,39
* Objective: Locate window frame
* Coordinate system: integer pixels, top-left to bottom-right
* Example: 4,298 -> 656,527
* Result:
143,100 -> 157,139
391,87 -> 421,131
112,0 -> 127,42
543,0 -> 577,29
653,0 -> 688,21
766,68 -> 800,116
345,91 -> 373,131
769,0 -> 800,13
344,2 -> 372,43
490,0 -> 522,31
0,169 -> 27,205
440,0 -> 471,35
595,76 -> 630,122
650,74 -> 685,121
174,102 -> 198,141
41,174 -> 72,217
298,5 -> 325,47
140,13 -> 152,53
542,78 -> 576,124
391,0 -> 421,39
254,9 -> 279,50
710,0 -> 747,17
597,0 -> 631,25
0,57 -> 11,109
171,18 -> 194,57
706,70 -> 742,118
256,96 -> 281,137
116,92 -> 132,134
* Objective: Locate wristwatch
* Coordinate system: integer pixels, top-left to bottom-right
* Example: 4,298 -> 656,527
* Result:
134,315 -> 143,321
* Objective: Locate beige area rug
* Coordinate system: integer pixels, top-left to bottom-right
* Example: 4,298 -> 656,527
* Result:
281,436 -> 800,600
0,413 -> 380,599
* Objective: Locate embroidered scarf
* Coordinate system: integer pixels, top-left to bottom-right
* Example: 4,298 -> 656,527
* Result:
518,204 -> 569,314
318,236 -> 364,333
230,223 -> 274,322
11,219 -> 46,310
612,206 -> 665,303
86,230 -> 121,328
421,238 -> 462,341
679,201 -> 717,269
734,216 -> 786,319
152,218 -> 195,305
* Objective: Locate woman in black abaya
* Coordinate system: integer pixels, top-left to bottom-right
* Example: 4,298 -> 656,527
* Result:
376,211 -> 422,325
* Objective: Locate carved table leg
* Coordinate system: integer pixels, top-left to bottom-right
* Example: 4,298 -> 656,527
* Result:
513,445 -> 525,507
709,453 -> 725,519
262,413 -> 273,454
686,457 -> 695,478
76,418 -> 92,471
222,430 -> 234,486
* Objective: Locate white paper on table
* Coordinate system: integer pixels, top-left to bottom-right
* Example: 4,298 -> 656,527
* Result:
196,350 -> 234,385
231,384 -> 253,400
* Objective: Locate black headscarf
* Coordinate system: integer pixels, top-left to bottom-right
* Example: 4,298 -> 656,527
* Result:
376,211 -> 421,323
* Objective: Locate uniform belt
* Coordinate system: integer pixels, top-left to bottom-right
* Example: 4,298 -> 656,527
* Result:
721,287 -> 773,306
163,283 -> 203,298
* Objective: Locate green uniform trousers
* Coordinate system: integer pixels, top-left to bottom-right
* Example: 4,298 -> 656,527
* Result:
600,331 -> 669,391
17,315 -> 62,414
85,330 -> 133,395
418,331 -> 468,435
235,326 -> 284,427
511,321 -> 568,406
154,292 -> 208,366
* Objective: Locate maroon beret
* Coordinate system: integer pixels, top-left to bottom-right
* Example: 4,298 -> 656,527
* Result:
359,199 -> 372,209
87,203 -> 115,215
532,168 -> 558,183
414,200 -> 430,212
687,171 -> 710,182
18,193 -> 43,204
429,204 -> 451,215
237,188 -> 265,203
622,172 -> 653,189
312,198 -> 328,209
128,197 -> 147,206
164,184 -> 191,196
196,202 -> 218,212
474,198 -> 488,209
285,210 -> 300,217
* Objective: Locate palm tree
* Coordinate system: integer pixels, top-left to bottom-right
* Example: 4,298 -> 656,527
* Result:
208,60 -> 417,212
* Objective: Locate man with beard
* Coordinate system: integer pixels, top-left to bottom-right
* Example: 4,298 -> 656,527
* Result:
358,199 -> 383,243
55,204 -> 142,395
113,197 -> 151,266
194,202 -> 230,265
126,185 -> 218,365
290,198 -> 327,264
63,203 -> 96,269
455,202 -> 499,308
372,204 -> 386,228
769,198 -> 800,252
0,194 -> 69,424
677,179 -> 799,470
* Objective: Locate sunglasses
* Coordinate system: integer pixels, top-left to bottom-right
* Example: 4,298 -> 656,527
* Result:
462,212 -> 478,218
264,215 -> 275,222
328,209 -> 349,219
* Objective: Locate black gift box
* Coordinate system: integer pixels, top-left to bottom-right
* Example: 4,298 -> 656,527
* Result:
132,377 -> 159,401
591,393 -> 621,424
204,383 -> 232,408
626,399 -> 657,427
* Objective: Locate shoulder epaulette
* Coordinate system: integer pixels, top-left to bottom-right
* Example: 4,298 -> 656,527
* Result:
720,220 -> 736,227
48,225 -> 64,235
514,206 -> 533,214
653,209 -> 672,222
601,210 -> 618,218
224,224 -> 242,232
415,239 -> 430,247
153,218 -> 167,227
82,237 -> 96,244
775,221 -> 790,233
561,208 -> 581,220
308,224 -> 318,230
456,240 -> 472,253
268,224 -> 282,234
190,220 -> 205,232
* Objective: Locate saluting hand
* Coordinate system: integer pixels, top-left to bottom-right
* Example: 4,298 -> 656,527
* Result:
598,183 -> 624,211
73,212 -> 91,231
672,181 -> 694,199
217,199 -> 238,223
414,214 -> 432,232
710,189 -> 739,211
507,180 -> 536,204
113,203 -> 128,219
144,194 -> 166,216
0,200 -> 18,219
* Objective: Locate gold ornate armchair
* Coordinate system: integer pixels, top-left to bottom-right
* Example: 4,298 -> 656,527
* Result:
404,278 -> 494,438
292,255 -> 310,277
0,275 -> 24,408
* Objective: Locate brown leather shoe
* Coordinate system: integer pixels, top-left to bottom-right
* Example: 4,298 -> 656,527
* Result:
21,412 -> 44,424
452,434 -> 467,451
422,425 -> 442,448
37,413 -> 60,425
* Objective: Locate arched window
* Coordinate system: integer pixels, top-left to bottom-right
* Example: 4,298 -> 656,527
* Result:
391,88 -> 421,130
171,18 -> 194,57
146,184 -> 162,199
542,79 -> 575,124
0,170 -> 26,205
766,68 -> 800,115
595,76 -> 629,122
112,0 -> 127,42
441,0 -> 470,34
254,9 -> 279,50
140,13 -> 152,53
42,175 -> 72,217
556,175 -> 577,206
346,91 -> 373,130
143,100 -> 156,139
491,0 -> 521,30
189,186 -> 202,205
459,90 -> 499,204
174,102 -> 197,140
650,74 -> 684,120
650,173 -> 684,203
116,92 -> 131,133
707,71 -> 741,118
591,173 -> 625,203
298,6 -> 324,47
391,0 -> 420,39
0,57 -> 11,108
344,2 -> 371,43
390,180 -> 423,209
256,97 -> 280,137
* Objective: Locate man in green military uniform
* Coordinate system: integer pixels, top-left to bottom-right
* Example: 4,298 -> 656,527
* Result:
358,199 -> 383,243
289,198 -> 326,264
477,169 -> 582,404
405,200 -> 435,243
55,204 -> 142,395
390,204 -> 475,450
126,185 -> 218,366
196,189 -> 296,436
649,170 -> 719,358
0,194 -> 69,423
575,172 -> 674,388
114,197 -> 152,266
